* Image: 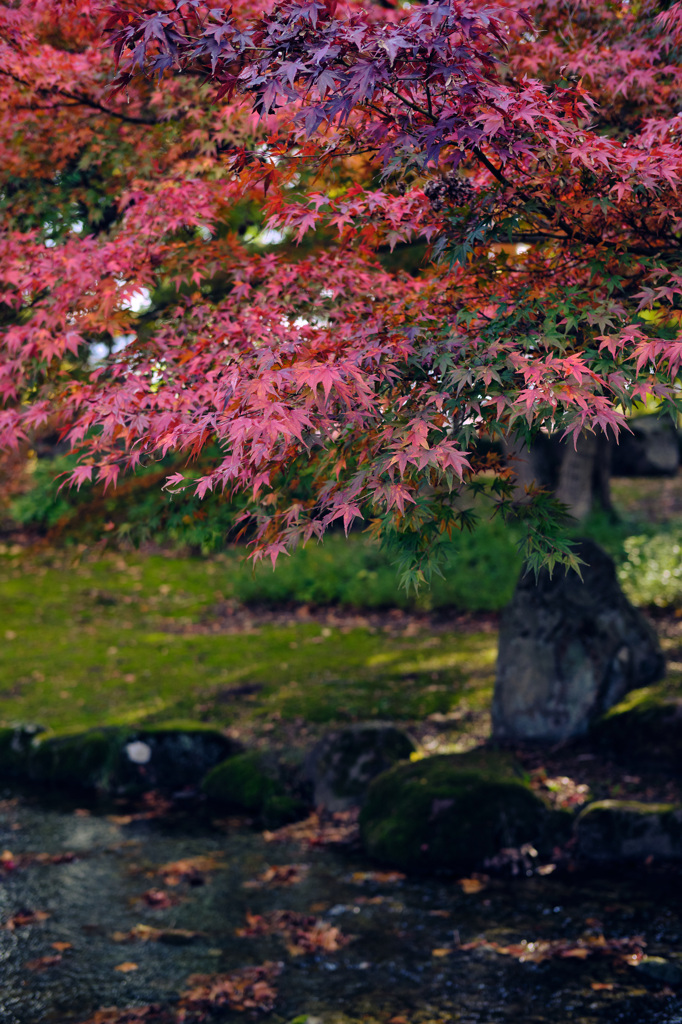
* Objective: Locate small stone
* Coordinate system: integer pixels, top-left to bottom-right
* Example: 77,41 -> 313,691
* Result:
125,741 -> 152,764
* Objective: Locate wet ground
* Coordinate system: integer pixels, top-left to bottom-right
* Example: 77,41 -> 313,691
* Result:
0,790 -> 681,1024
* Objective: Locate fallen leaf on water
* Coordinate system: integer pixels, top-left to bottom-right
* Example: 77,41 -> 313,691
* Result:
157,854 -> 223,887
456,933 -> 646,965
51,941 -> 73,952
457,875 -> 489,894
180,962 -> 281,1014
79,1007 -> 166,1023
112,924 -> 161,943
2,910 -> 50,930
112,923 -> 203,945
138,889 -> 179,909
263,810 -> 359,847
349,870 -> 405,885
114,962 -> 139,973
431,948 -> 452,957
237,910 -> 352,956
243,864 -> 309,889
25,954 -> 62,971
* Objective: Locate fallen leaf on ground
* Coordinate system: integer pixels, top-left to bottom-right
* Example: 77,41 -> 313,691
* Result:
428,909 -> 451,918
431,948 -> 452,957
74,808 -> 91,817
114,962 -> 139,973
591,982 -> 614,991
349,870 -> 405,885
237,910 -> 353,956
51,941 -> 73,952
263,810 -> 359,847
2,909 -> 50,930
243,864 -> 309,889
25,954 -> 62,971
457,875 -> 489,894
180,962 -> 281,1014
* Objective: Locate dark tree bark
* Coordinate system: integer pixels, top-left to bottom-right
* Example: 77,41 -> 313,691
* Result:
504,429 -> 613,521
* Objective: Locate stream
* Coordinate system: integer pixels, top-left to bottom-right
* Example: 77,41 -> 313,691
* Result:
0,788 -> 681,1024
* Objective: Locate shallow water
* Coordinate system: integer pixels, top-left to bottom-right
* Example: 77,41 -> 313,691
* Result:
0,789 -> 681,1024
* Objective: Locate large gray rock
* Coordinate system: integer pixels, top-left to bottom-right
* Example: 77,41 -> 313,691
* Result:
305,722 -> 417,812
492,540 -> 664,743
611,414 -> 679,476
575,800 -> 682,862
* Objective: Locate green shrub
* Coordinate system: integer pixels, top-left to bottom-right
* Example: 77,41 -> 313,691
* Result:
617,530 -> 682,608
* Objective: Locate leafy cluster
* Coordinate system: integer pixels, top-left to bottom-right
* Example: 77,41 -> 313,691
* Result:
2,0 -> 682,576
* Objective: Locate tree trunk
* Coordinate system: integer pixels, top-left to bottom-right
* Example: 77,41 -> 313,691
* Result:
504,429 -> 613,521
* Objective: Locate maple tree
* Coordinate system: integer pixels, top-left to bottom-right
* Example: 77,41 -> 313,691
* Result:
2,0 -> 682,582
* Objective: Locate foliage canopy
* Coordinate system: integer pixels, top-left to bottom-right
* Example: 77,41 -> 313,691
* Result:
2,0 -> 682,581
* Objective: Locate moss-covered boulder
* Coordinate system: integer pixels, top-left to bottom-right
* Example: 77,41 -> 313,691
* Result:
0,724 -> 46,779
29,722 -> 238,795
360,750 -> 562,875
590,688 -> 682,768
575,800 -> 682,862
305,722 -> 417,812
201,750 -> 308,826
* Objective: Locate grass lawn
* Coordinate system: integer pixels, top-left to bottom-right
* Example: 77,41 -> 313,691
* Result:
0,547 -> 497,744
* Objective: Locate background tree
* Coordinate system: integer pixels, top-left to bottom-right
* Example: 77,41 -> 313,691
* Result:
2,0 -> 682,583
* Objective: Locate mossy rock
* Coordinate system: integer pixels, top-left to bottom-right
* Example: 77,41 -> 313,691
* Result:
306,722 -> 418,812
201,751 -> 307,826
575,799 -> 682,862
29,722 -> 237,794
590,687 -> 682,768
0,724 -> 46,779
29,728 -> 121,790
359,750 -> 560,875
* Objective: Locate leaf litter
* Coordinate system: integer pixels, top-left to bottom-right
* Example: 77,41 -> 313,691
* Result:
237,909 -> 353,956
79,962 -> 282,1023
243,863 -> 309,888
263,809 -> 359,846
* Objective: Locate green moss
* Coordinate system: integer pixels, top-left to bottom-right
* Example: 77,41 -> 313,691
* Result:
137,720 -> 225,735
262,793 -> 309,827
360,750 -> 551,875
591,688 -> 682,766
0,548 -> 498,735
201,751 -> 283,812
29,728 -> 123,790
576,799 -> 682,861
